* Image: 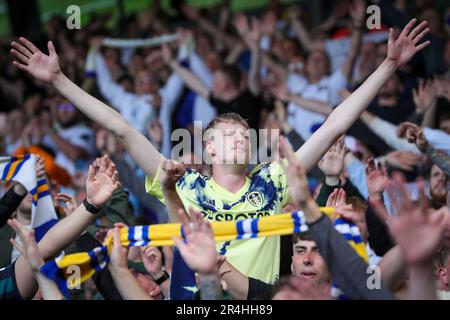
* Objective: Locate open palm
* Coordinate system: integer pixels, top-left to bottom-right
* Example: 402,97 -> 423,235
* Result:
172,208 -> 217,274
86,155 -> 120,208
11,37 -> 61,83
387,19 -> 430,68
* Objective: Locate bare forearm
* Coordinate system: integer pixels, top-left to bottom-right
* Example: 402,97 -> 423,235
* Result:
342,28 -> 363,82
408,263 -> 437,300
162,189 -> 185,223
38,205 -> 95,259
421,101 -> 437,128
198,18 -> 236,49
261,54 -> 287,80
169,61 -> 209,99
48,130 -> 86,161
248,46 -> 261,95
52,73 -> 129,137
296,59 -> 396,172
289,94 -> 333,116
109,267 -> 152,300
291,19 -> 324,52
52,72 -> 161,176
298,198 -> 323,224
35,272 -> 65,300
378,246 -> 408,292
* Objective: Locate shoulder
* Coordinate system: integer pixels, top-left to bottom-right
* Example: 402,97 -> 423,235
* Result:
249,161 -> 286,178
176,167 -> 209,190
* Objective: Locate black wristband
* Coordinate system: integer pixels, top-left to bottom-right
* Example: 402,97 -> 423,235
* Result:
83,199 -> 102,215
154,271 -> 170,285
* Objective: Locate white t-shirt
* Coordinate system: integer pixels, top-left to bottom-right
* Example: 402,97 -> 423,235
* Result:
286,70 -> 348,140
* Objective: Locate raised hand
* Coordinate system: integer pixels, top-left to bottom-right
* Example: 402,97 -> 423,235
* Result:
386,19 -> 430,68
108,223 -> 129,271
160,159 -> 186,191
366,157 -> 389,198
397,122 -> 428,152
385,150 -> 420,171
387,180 -> 446,265
349,0 -> 366,28
8,218 -> 44,272
54,192 -> 78,217
172,208 -> 218,275
270,84 -> 290,103
326,188 -> 355,222
35,155 -> 46,179
11,38 -> 61,83
140,246 -> 163,277
248,17 -> 263,45
273,275 -> 333,300
233,12 -> 250,35
318,137 -> 346,178
86,155 -> 120,208
413,79 -> 436,114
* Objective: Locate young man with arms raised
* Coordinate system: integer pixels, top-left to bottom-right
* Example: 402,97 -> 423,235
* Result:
10,19 -> 430,285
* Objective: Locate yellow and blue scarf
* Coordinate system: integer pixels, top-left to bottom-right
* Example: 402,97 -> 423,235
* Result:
40,208 -> 368,299
0,155 -> 58,240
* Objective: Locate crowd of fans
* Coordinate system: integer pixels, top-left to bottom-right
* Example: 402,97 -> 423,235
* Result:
0,0 -> 449,300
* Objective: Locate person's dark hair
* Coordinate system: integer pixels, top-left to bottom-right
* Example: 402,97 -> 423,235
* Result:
292,231 -> 312,244
217,65 -> 242,88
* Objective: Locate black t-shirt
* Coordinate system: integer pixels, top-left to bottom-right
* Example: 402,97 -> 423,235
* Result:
209,89 -> 262,130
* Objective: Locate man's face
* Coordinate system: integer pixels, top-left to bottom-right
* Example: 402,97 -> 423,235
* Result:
212,71 -> 230,96
57,102 -> 77,125
379,74 -> 401,98
206,52 -> 222,73
131,270 -> 162,299
134,70 -> 159,95
205,122 -> 251,166
305,50 -> 329,81
430,164 -> 448,204
291,239 -> 331,286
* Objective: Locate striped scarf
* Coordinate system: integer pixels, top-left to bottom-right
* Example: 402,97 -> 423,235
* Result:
0,155 -> 58,240
40,208 -> 368,299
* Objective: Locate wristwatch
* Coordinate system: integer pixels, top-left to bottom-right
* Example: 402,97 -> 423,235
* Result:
154,271 -> 170,285
83,198 -> 102,215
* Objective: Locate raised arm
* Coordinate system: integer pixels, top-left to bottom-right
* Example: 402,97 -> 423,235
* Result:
233,13 -> 262,96
37,155 -> 120,259
10,38 -> 162,177
296,19 -> 430,172
341,0 -> 365,82
161,44 -> 210,100
289,7 -> 325,52
271,84 -> 333,116
12,155 -> 119,299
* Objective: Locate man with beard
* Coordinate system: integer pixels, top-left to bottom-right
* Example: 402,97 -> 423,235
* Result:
397,121 -> 449,207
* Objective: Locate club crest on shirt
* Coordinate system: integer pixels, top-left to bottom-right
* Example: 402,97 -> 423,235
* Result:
247,191 -> 264,207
